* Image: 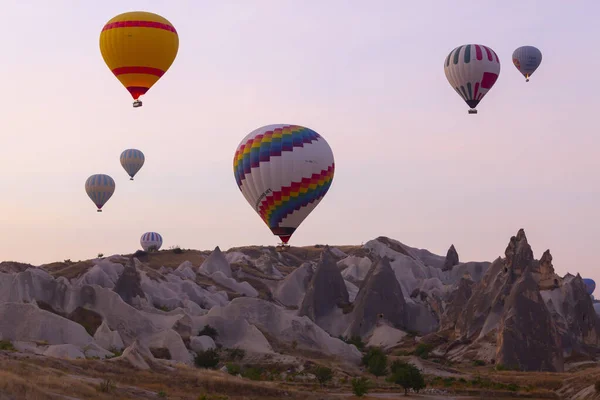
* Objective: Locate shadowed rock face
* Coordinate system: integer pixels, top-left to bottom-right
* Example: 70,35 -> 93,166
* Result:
113,263 -> 145,306
441,277 -> 474,330
299,249 -> 349,322
442,245 -> 459,272
558,275 -> 600,350
346,257 -> 407,337
496,265 -> 563,372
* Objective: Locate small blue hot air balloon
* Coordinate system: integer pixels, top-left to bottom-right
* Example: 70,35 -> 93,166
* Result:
583,278 -> 596,296
512,46 -> 542,82
120,149 -> 145,180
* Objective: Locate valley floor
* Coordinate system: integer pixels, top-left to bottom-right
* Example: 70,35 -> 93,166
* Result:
0,351 -> 587,400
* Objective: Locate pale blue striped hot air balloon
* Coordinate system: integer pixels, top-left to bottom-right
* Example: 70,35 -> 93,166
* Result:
85,174 -> 115,212
512,46 -> 542,82
140,232 -> 163,252
120,149 -> 145,180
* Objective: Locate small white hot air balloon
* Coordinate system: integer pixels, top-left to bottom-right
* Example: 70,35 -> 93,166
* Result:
140,232 -> 163,252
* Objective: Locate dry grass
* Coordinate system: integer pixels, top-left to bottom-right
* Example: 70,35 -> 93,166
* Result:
0,352 -> 349,400
46,260 -> 95,279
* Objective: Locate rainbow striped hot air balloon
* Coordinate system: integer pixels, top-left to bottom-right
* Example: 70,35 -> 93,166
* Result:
140,232 -> 163,252
99,11 -> 179,108
120,149 -> 145,180
234,124 -> 335,246
85,174 -> 115,212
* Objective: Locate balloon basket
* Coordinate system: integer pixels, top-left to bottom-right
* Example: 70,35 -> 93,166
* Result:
97,209 -> 102,213
133,100 -> 143,108
130,177 -> 134,181
276,243 -> 290,252
468,109 -> 478,115
526,79 -> 530,82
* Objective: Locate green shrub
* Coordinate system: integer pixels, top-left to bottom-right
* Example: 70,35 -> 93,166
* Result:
473,359 -> 485,366
313,366 -> 333,387
97,379 -> 115,393
226,347 -> 245,361
387,361 -> 426,395
414,343 -> 433,359
194,349 -> 220,369
0,341 -> 15,351
361,347 -> 388,377
351,377 -> 371,397
226,363 -> 241,375
241,366 -> 263,381
198,324 -> 218,340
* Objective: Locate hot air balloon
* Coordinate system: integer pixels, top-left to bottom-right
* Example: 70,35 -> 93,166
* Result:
85,174 -> 115,212
120,149 -> 145,180
444,44 -> 501,114
512,46 -> 542,82
140,232 -> 163,252
233,124 -> 335,248
583,278 -> 596,296
99,11 -> 179,108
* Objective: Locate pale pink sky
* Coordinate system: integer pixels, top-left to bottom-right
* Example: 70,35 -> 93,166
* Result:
1,1 -> 599,286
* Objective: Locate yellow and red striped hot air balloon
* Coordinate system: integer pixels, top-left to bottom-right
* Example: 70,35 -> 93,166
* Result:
99,11 -> 179,108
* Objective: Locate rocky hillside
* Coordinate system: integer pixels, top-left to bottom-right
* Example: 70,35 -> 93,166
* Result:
0,230 -> 599,398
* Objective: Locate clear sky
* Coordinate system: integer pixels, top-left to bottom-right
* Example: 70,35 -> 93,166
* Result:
1,1 -> 599,283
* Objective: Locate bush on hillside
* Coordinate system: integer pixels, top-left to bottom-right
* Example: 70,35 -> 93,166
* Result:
361,347 -> 388,377
351,377 -> 371,397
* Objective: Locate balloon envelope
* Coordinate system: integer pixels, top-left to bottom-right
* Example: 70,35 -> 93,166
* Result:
512,46 -> 542,81
444,44 -> 501,113
583,278 -> 596,295
85,174 -> 115,211
140,232 -> 163,252
120,149 -> 145,180
234,124 -> 335,244
99,11 -> 179,105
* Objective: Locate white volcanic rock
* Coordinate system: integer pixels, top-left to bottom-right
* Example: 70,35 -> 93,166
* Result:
0,302 -> 93,346
111,339 -> 154,370
173,261 -> 197,280
43,344 -> 85,360
273,263 -> 314,308
141,329 -> 193,364
190,335 -> 216,352
366,322 -> 407,349
199,297 -> 361,363
93,320 -> 124,351
195,317 -> 273,354
339,256 -> 372,283
345,280 -> 359,303
199,247 -> 232,278
211,271 -> 258,297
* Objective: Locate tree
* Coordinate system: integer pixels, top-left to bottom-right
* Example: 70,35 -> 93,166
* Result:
351,377 -> 371,397
198,324 -> 218,340
194,349 -> 220,369
313,366 -> 333,387
362,347 -> 388,377
387,360 -> 425,396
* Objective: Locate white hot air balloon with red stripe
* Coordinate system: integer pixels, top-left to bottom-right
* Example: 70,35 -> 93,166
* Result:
233,124 -> 335,247
444,44 -> 501,114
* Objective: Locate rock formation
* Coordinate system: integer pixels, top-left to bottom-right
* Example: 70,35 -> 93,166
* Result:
199,246 -> 232,277
299,249 -> 349,324
113,262 -> 145,306
495,265 -> 563,372
345,257 -> 407,337
442,245 -> 459,271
